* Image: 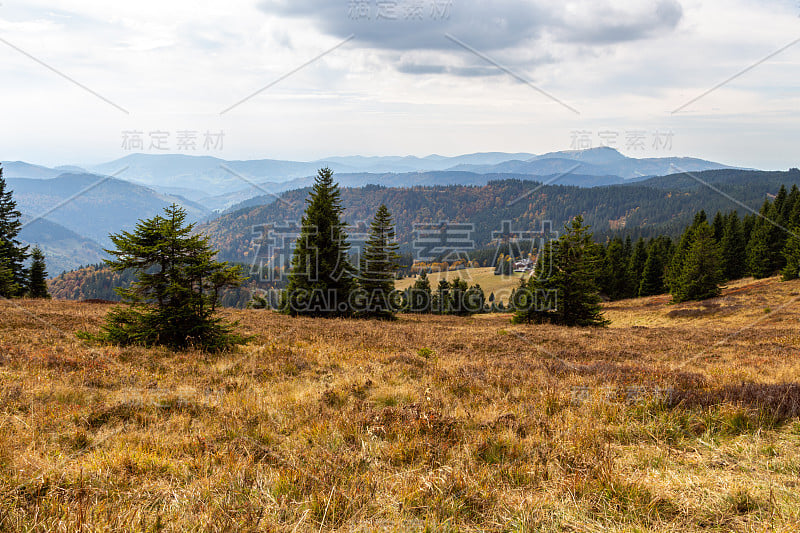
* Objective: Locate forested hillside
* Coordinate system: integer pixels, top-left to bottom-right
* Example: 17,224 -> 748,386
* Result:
201,169 -> 800,263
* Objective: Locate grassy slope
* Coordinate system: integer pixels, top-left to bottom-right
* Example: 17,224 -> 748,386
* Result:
1,278 -> 799,531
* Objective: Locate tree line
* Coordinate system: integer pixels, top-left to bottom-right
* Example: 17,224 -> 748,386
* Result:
594,184 -> 800,303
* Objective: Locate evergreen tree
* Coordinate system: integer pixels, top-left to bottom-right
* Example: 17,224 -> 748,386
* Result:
781,226 -> 800,281
448,276 -> 470,315
512,216 -> 607,327
784,185 -> 799,223
27,246 -> 50,298
282,168 -> 355,317
766,188 -> 790,273
712,211 -> 725,243
407,270 -> 432,313
0,262 -> 14,296
628,238 -> 648,296
672,222 -> 723,302
434,279 -> 450,314
600,237 -> 630,300
94,204 -> 246,351
356,204 -> 400,319
639,243 -> 666,297
720,211 -> 746,281
464,283 -> 486,314
0,166 -> 29,297
666,211 -> 706,293
746,202 -> 773,279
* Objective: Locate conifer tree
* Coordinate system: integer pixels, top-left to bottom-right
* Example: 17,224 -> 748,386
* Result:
781,228 -> 800,281
448,276 -> 470,315
0,166 -> 29,297
512,216 -> 607,327
434,279 -> 450,315
282,168 -> 355,317
712,211 -> 725,242
766,187 -> 790,272
628,238 -> 648,296
356,204 -> 400,319
746,202 -> 773,279
94,204 -> 246,351
27,246 -> 50,298
672,222 -> 723,302
639,243 -> 666,297
666,211 -> 706,293
600,237 -> 630,300
407,270 -> 432,313
720,211 -> 746,281
464,283 -> 486,314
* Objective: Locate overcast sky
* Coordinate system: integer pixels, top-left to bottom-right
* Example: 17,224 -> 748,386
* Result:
0,0 -> 798,169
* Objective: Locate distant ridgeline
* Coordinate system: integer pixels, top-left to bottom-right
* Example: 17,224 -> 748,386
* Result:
201,169 -> 800,263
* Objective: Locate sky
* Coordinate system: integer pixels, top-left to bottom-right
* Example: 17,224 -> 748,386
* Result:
0,0 -> 799,169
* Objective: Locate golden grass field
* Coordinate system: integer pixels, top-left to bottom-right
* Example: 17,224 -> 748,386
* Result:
1,276 -> 800,531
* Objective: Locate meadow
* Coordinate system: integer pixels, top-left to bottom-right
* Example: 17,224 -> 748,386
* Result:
1,276 -> 799,531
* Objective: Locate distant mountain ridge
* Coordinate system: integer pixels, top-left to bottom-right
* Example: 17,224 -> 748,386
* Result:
448,147 -> 736,179
5,148 -> 737,211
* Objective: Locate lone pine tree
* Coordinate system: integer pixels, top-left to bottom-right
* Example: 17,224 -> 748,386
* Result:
0,165 -> 29,297
282,168 -> 355,317
94,204 -> 246,351
356,204 -> 400,319
27,246 -> 50,298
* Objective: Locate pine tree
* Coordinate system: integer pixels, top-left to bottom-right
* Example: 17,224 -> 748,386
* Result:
766,188 -> 790,273
282,168 -> 355,317
93,204 -> 246,351
0,261 -> 15,297
407,270 -> 432,313
746,202 -> 773,279
628,238 -> 648,296
600,238 -> 630,300
435,279 -> 450,315
720,211 -> 746,281
0,165 -> 29,297
356,204 -> 400,319
666,211 -> 706,293
512,216 -> 607,327
639,244 -> 666,297
712,211 -> 725,242
27,246 -> 50,298
464,283 -> 486,314
781,224 -> 800,281
672,222 -> 723,302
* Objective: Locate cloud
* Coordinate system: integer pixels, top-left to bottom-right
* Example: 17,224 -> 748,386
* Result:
259,0 -> 550,52
553,0 -> 683,44
258,0 -> 683,77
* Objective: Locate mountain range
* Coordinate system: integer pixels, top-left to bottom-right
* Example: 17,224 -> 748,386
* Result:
0,148 -> 767,276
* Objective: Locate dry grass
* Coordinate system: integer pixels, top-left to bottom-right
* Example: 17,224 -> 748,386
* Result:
1,276 -> 800,531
